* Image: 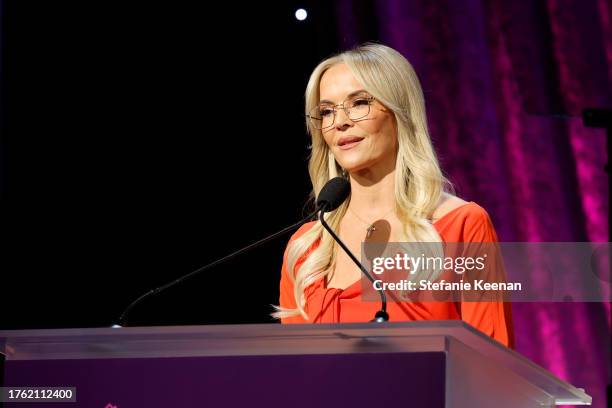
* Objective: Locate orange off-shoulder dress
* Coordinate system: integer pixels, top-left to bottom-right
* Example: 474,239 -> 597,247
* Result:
279,202 -> 515,349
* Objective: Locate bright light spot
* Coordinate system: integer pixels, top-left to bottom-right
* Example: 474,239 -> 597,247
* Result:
295,9 -> 307,21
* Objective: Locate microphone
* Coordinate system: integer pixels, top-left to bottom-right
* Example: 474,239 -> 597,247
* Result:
317,177 -> 390,323
114,206 -> 321,327
316,176 -> 351,212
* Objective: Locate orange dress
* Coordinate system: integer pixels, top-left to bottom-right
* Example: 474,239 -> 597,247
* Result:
279,202 -> 515,349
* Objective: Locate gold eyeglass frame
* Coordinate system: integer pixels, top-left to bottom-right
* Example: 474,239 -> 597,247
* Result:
307,94 -> 376,130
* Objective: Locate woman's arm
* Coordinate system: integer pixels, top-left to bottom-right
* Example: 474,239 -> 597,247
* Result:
458,207 -> 515,348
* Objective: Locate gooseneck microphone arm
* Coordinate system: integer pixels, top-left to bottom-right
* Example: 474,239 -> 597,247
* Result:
318,210 -> 389,322
114,207 -> 321,327
315,177 -> 388,322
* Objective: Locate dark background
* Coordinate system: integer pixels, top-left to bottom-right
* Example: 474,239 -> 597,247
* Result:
0,1 -> 342,328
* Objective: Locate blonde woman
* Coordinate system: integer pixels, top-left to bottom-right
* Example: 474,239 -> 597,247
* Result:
275,43 -> 513,348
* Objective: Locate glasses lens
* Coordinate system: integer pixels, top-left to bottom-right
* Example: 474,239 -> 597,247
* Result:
309,105 -> 335,129
346,96 -> 372,120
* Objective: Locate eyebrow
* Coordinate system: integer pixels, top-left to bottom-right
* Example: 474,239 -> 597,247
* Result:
319,89 -> 369,105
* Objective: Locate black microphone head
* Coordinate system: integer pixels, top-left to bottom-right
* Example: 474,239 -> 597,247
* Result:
316,177 -> 350,212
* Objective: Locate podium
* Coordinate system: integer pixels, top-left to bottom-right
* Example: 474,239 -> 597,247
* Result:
0,321 -> 591,407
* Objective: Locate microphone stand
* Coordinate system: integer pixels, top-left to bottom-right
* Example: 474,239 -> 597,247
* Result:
318,210 -> 389,322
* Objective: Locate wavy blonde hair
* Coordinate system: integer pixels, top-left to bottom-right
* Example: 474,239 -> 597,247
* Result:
273,43 -> 451,320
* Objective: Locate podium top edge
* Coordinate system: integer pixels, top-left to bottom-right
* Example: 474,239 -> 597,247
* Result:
0,320 -> 468,338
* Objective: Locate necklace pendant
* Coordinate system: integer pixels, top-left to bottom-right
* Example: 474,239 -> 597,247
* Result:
366,225 -> 376,238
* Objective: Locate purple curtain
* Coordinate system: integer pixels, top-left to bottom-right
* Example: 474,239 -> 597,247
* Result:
335,0 -> 611,405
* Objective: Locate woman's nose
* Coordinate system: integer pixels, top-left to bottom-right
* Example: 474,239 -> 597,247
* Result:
335,108 -> 353,129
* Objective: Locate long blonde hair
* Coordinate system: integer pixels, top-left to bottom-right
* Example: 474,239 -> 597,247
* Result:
274,43 -> 451,320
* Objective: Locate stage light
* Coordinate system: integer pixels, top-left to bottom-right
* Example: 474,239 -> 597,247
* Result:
295,8 -> 307,21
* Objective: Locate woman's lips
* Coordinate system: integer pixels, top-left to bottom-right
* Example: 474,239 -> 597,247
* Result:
337,137 -> 364,150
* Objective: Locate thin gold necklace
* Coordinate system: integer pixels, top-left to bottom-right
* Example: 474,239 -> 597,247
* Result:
347,207 -> 395,238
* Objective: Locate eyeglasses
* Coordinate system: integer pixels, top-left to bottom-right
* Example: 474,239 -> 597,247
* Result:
307,93 -> 376,130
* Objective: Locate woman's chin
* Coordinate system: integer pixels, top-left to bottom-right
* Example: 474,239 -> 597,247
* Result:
342,163 -> 371,175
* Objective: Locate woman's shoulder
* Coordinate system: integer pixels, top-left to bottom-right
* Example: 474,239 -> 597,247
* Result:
433,194 -> 498,241
432,194 -> 468,221
433,193 -> 489,221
